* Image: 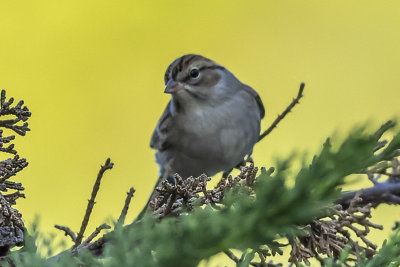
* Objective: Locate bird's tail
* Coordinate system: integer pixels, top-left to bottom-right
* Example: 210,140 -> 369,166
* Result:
134,166 -> 176,221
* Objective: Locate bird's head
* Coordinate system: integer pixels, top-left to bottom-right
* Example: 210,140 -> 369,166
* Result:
163,54 -> 239,104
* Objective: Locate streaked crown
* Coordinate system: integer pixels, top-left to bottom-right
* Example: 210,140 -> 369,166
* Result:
164,54 -> 223,85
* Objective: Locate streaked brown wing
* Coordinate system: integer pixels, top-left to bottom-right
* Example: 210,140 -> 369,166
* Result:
150,101 -> 174,151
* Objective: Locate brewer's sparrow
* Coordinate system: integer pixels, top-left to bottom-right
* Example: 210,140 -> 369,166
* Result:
151,54 -> 265,179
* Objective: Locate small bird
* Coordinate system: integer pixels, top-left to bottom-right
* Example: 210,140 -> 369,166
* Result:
151,54 -> 265,180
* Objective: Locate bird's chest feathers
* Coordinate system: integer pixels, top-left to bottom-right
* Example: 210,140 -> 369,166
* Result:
172,101 -> 255,166
178,104 -> 231,136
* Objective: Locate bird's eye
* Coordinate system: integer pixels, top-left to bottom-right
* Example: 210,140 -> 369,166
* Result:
189,68 -> 200,79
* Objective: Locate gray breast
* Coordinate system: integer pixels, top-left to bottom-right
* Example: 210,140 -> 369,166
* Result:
165,90 -> 261,177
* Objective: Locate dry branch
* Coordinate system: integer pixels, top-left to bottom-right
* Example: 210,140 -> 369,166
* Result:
54,225 -> 76,242
78,223 -> 111,249
74,158 -> 114,248
117,187 -> 135,225
258,82 -> 305,142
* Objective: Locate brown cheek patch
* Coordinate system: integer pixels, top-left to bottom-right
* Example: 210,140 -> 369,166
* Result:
201,70 -> 221,87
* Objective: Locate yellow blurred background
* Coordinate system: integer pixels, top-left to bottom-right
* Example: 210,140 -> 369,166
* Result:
1,0 -> 400,265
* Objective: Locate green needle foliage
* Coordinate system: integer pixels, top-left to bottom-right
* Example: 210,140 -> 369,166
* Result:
6,121 -> 400,267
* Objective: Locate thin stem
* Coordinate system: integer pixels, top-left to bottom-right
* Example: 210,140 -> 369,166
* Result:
77,223 -> 111,249
74,158 -> 114,248
54,225 -> 76,242
258,83 -> 305,142
117,187 -> 135,225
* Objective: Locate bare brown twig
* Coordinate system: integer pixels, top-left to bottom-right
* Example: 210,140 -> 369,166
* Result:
77,223 -> 111,249
53,159 -> 138,259
258,83 -> 305,142
54,225 -> 76,242
118,187 -> 135,225
74,158 -> 114,248
224,250 -> 240,263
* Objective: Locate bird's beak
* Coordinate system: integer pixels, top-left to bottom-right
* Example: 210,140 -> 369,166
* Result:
164,79 -> 181,94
